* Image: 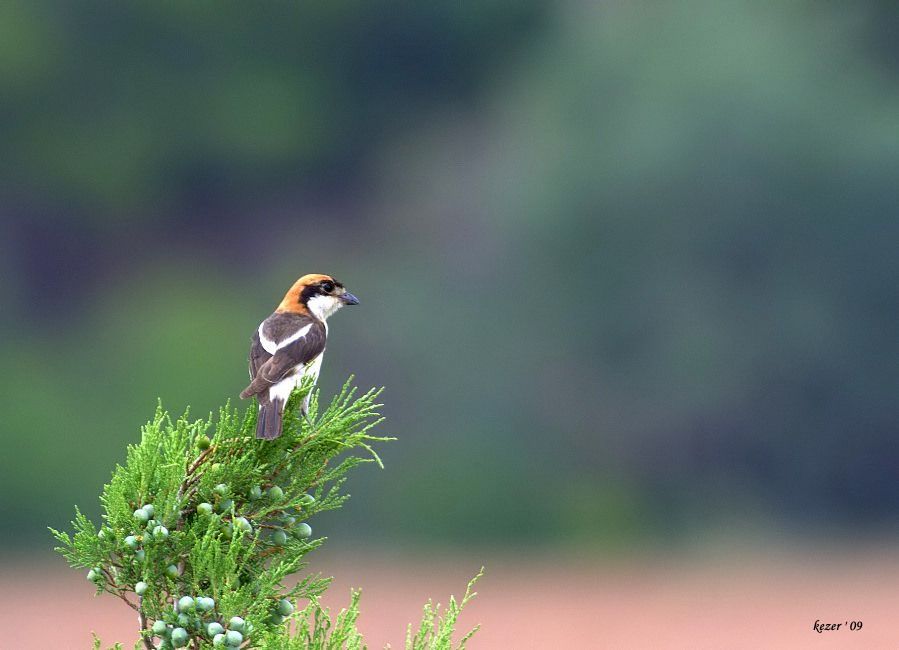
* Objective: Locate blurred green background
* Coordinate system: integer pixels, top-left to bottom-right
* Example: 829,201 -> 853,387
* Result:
1,0 -> 897,552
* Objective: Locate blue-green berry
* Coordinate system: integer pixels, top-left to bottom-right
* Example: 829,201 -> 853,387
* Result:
143,504 -> 155,517
197,596 -> 215,612
135,549 -> 146,562
212,634 -> 226,647
177,596 -> 195,612
281,514 -> 297,526
124,535 -> 139,549
207,622 -> 225,636
294,522 -> 312,538
152,620 -> 168,635
228,616 -> 245,632
221,523 -> 233,539
165,564 -> 180,579
197,435 -> 211,450
276,598 -> 294,616
268,614 -> 285,625
177,613 -> 190,627
217,499 -> 233,513
267,486 -> 284,501
170,627 -> 189,647
248,486 -> 263,500
197,502 -> 213,515
272,530 -> 288,546
299,493 -> 315,506
146,519 -> 159,530
234,517 -> 252,533
153,525 -> 169,540
213,483 -> 228,496
134,508 -> 150,523
225,630 -> 243,646
135,581 -> 148,595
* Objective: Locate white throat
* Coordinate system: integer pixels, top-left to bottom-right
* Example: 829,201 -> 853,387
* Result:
306,295 -> 343,321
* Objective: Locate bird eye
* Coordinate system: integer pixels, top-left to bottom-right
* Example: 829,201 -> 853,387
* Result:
321,281 -> 334,293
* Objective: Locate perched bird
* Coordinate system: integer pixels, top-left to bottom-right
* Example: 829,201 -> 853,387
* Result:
240,274 -> 359,439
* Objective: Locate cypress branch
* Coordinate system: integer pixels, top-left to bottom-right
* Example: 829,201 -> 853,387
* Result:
52,378 -> 481,649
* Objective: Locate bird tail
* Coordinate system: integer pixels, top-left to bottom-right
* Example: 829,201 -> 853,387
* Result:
256,398 -> 285,440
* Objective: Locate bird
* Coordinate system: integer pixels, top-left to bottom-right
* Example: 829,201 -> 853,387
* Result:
239,273 -> 359,439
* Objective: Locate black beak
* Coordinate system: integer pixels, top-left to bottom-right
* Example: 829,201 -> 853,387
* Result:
340,292 -> 359,305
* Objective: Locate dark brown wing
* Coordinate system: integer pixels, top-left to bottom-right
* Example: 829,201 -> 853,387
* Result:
239,322 -> 326,398
248,329 -> 271,381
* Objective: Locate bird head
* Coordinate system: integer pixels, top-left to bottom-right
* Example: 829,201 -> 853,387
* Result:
277,273 -> 359,320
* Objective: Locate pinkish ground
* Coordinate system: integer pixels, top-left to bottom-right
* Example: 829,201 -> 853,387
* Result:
3,549 -> 897,649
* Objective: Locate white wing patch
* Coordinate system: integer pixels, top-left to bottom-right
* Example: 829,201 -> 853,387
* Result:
258,322 -> 312,355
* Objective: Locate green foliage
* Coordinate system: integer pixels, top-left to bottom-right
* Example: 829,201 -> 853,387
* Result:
263,570 -> 483,650
92,633 -> 123,650
404,569 -> 483,650
52,379 -> 481,649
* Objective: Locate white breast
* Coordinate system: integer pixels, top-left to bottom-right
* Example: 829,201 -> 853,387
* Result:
305,352 -> 325,382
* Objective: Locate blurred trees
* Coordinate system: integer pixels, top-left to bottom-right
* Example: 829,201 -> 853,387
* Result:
1,0 -> 896,548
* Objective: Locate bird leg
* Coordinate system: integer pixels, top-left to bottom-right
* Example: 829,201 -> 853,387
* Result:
300,394 -> 314,429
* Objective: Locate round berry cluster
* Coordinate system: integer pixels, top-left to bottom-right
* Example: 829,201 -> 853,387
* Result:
89,503 -> 169,572
147,595 -> 295,647
84,484 -> 313,644
196,483 -> 315,546
150,595 -> 249,648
